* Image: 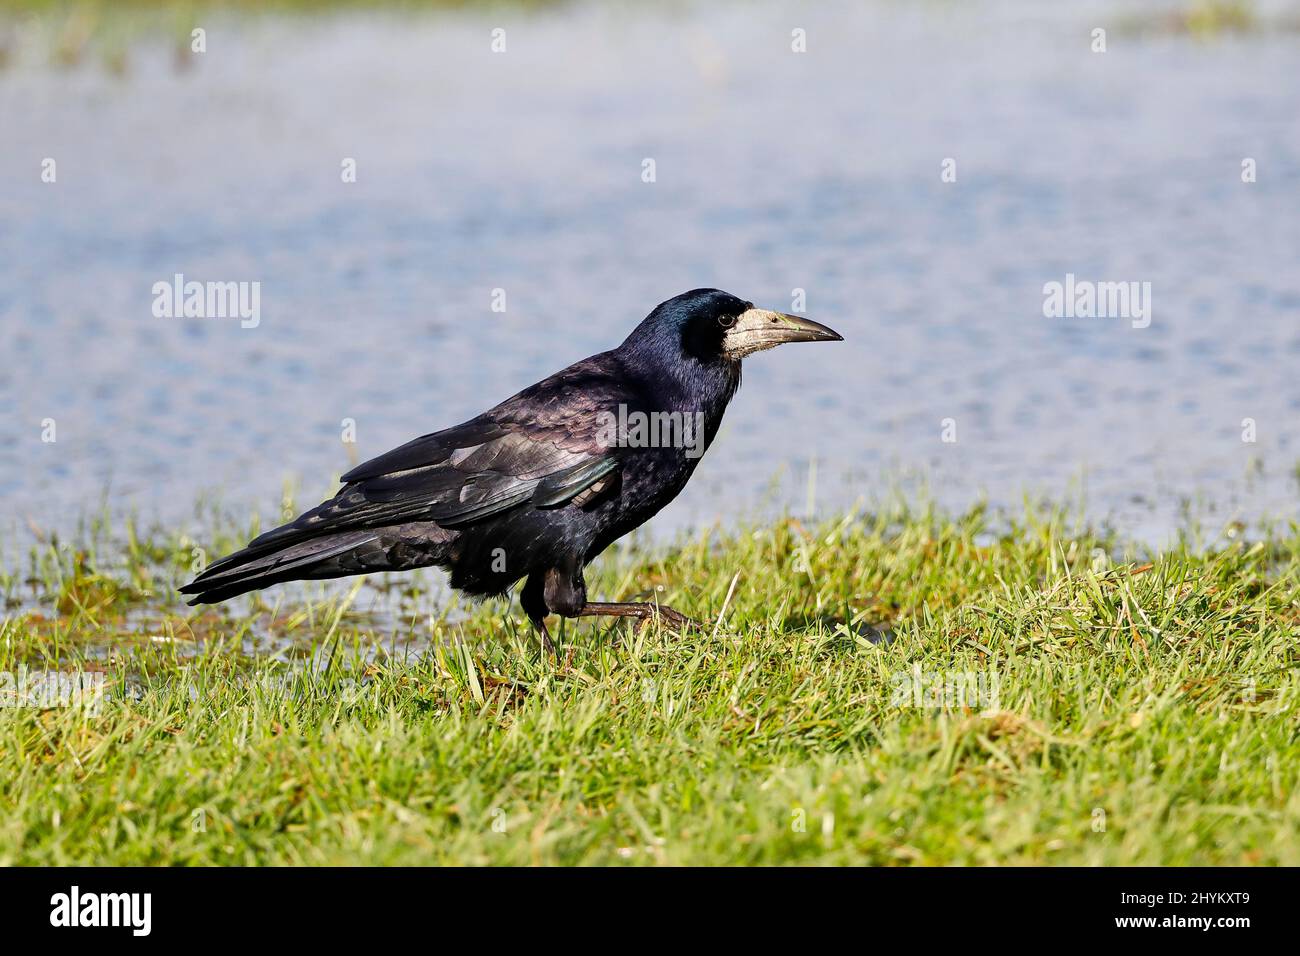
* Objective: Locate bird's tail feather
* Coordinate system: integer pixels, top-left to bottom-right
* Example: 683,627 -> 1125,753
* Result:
179,531 -> 381,605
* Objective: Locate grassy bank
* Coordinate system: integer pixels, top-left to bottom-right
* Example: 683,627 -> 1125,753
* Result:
1,502 -> 1298,865
0,0 -> 1291,74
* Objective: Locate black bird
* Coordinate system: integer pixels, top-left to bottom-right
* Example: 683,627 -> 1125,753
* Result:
181,289 -> 842,650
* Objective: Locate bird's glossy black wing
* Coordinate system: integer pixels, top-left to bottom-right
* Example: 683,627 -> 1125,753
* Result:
244,353 -> 631,553
347,427 -> 617,527
338,418 -> 509,483
246,429 -> 614,552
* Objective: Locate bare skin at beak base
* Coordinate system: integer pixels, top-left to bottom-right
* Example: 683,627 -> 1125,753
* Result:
721,308 -> 844,359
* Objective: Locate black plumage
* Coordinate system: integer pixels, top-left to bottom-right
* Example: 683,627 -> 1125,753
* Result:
180,289 -> 841,649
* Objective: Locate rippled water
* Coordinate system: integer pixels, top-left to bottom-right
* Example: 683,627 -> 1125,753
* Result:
2,1 -> 1298,552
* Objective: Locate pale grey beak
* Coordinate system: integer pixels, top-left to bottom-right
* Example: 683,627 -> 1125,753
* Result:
721,308 -> 844,359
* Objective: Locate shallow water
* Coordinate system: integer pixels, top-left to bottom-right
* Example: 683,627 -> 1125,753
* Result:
2,0 -> 1298,555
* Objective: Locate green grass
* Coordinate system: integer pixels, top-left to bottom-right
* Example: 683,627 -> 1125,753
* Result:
1,499 -> 1298,865
0,0 -> 564,72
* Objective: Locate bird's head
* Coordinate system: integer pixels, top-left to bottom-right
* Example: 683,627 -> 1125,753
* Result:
624,288 -> 843,366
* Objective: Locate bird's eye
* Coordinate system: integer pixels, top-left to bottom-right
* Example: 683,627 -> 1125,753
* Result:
718,314 -> 736,329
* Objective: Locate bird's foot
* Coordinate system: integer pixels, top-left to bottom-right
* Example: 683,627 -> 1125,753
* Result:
635,604 -> 700,634
533,619 -> 559,658
577,601 -> 700,634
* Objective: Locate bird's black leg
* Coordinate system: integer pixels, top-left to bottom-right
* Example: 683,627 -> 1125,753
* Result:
537,563 -> 700,638
520,572 -> 558,657
535,619 -> 557,656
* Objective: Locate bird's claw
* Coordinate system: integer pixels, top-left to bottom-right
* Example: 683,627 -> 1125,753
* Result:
634,605 -> 701,635
537,625 -> 558,658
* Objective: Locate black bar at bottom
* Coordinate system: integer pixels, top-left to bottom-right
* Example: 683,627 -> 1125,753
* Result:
0,866 -> 1277,941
